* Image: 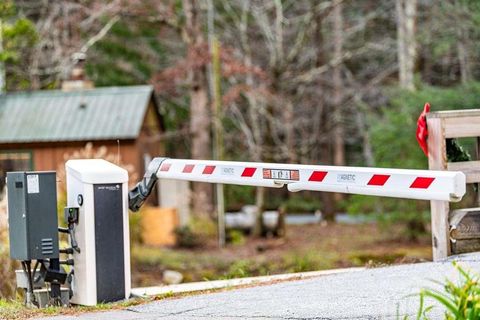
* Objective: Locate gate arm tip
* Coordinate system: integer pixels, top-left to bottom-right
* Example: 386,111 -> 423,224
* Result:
128,157 -> 168,212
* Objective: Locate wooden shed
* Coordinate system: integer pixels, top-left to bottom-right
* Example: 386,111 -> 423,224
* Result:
0,85 -> 164,190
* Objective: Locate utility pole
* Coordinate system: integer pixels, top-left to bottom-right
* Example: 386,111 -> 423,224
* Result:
208,0 -> 225,247
212,38 -> 225,248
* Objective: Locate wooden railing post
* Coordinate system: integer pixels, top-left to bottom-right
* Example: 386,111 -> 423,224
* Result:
427,117 -> 450,260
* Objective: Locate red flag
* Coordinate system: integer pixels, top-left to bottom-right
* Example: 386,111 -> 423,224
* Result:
416,102 -> 430,156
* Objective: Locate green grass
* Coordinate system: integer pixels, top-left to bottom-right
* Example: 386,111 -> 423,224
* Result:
0,293 -> 176,320
0,299 -> 27,319
131,224 -> 432,287
131,245 -> 229,283
131,246 -> 333,283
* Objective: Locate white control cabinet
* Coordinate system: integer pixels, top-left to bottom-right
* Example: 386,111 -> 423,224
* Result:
66,159 -> 130,306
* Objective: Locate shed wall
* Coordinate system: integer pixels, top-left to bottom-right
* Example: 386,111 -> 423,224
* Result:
34,143 -> 140,173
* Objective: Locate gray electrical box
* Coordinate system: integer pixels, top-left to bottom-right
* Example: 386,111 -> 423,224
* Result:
7,171 -> 59,260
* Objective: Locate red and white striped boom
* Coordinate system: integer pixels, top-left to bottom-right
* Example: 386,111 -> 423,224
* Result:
155,158 -> 465,202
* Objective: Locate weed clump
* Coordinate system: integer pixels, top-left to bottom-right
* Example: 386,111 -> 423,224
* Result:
412,261 -> 480,319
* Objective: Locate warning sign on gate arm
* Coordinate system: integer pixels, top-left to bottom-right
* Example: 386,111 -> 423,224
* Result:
263,169 -> 300,181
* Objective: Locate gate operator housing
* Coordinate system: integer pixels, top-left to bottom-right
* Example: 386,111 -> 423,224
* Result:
66,159 -> 130,306
7,172 -> 59,260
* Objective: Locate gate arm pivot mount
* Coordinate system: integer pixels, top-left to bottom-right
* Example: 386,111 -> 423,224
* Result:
128,157 -> 168,212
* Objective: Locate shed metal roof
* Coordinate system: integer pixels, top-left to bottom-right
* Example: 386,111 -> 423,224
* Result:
0,85 -> 156,143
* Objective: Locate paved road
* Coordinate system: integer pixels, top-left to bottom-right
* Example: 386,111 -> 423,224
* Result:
40,253 -> 480,320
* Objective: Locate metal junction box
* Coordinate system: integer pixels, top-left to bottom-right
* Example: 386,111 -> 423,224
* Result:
7,171 -> 59,261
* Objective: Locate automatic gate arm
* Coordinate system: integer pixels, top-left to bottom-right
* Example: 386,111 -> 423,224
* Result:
129,157 -> 467,212
153,159 -> 466,202
128,157 -> 168,212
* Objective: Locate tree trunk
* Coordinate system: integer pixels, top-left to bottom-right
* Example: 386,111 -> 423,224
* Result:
455,2 -> 471,85
284,100 -> 297,163
396,0 -> 417,90
314,3 -> 335,219
0,19 -> 5,92
457,38 -> 471,85
332,0 -> 345,203
239,1 -> 266,236
253,186 -> 265,236
183,0 -> 213,216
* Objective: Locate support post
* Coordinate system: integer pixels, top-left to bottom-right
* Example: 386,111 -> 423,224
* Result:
49,258 -> 62,305
211,36 -> 225,247
427,117 -> 450,260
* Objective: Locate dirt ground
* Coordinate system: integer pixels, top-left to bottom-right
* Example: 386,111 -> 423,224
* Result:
131,222 -> 432,287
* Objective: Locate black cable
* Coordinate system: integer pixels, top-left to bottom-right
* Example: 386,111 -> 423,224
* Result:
32,260 -> 40,284
59,259 -> 74,266
66,269 -> 74,299
39,260 -> 51,304
26,261 -> 33,291
39,260 -> 47,271
69,226 -> 80,253
23,260 -> 38,307
20,261 -> 28,305
59,248 -> 74,254
26,261 -> 38,307
58,227 -> 69,234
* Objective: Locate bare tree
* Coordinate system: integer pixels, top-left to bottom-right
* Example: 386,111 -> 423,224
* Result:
15,0 -> 122,89
215,0 -> 392,218
182,0 -> 213,216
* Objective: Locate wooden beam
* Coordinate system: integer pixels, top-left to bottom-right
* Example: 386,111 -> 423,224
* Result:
450,208 -> 480,240
443,116 -> 480,138
451,239 -> 480,254
427,109 -> 480,119
447,161 -> 480,183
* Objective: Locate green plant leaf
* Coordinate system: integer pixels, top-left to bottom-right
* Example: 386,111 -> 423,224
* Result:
422,290 -> 462,318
